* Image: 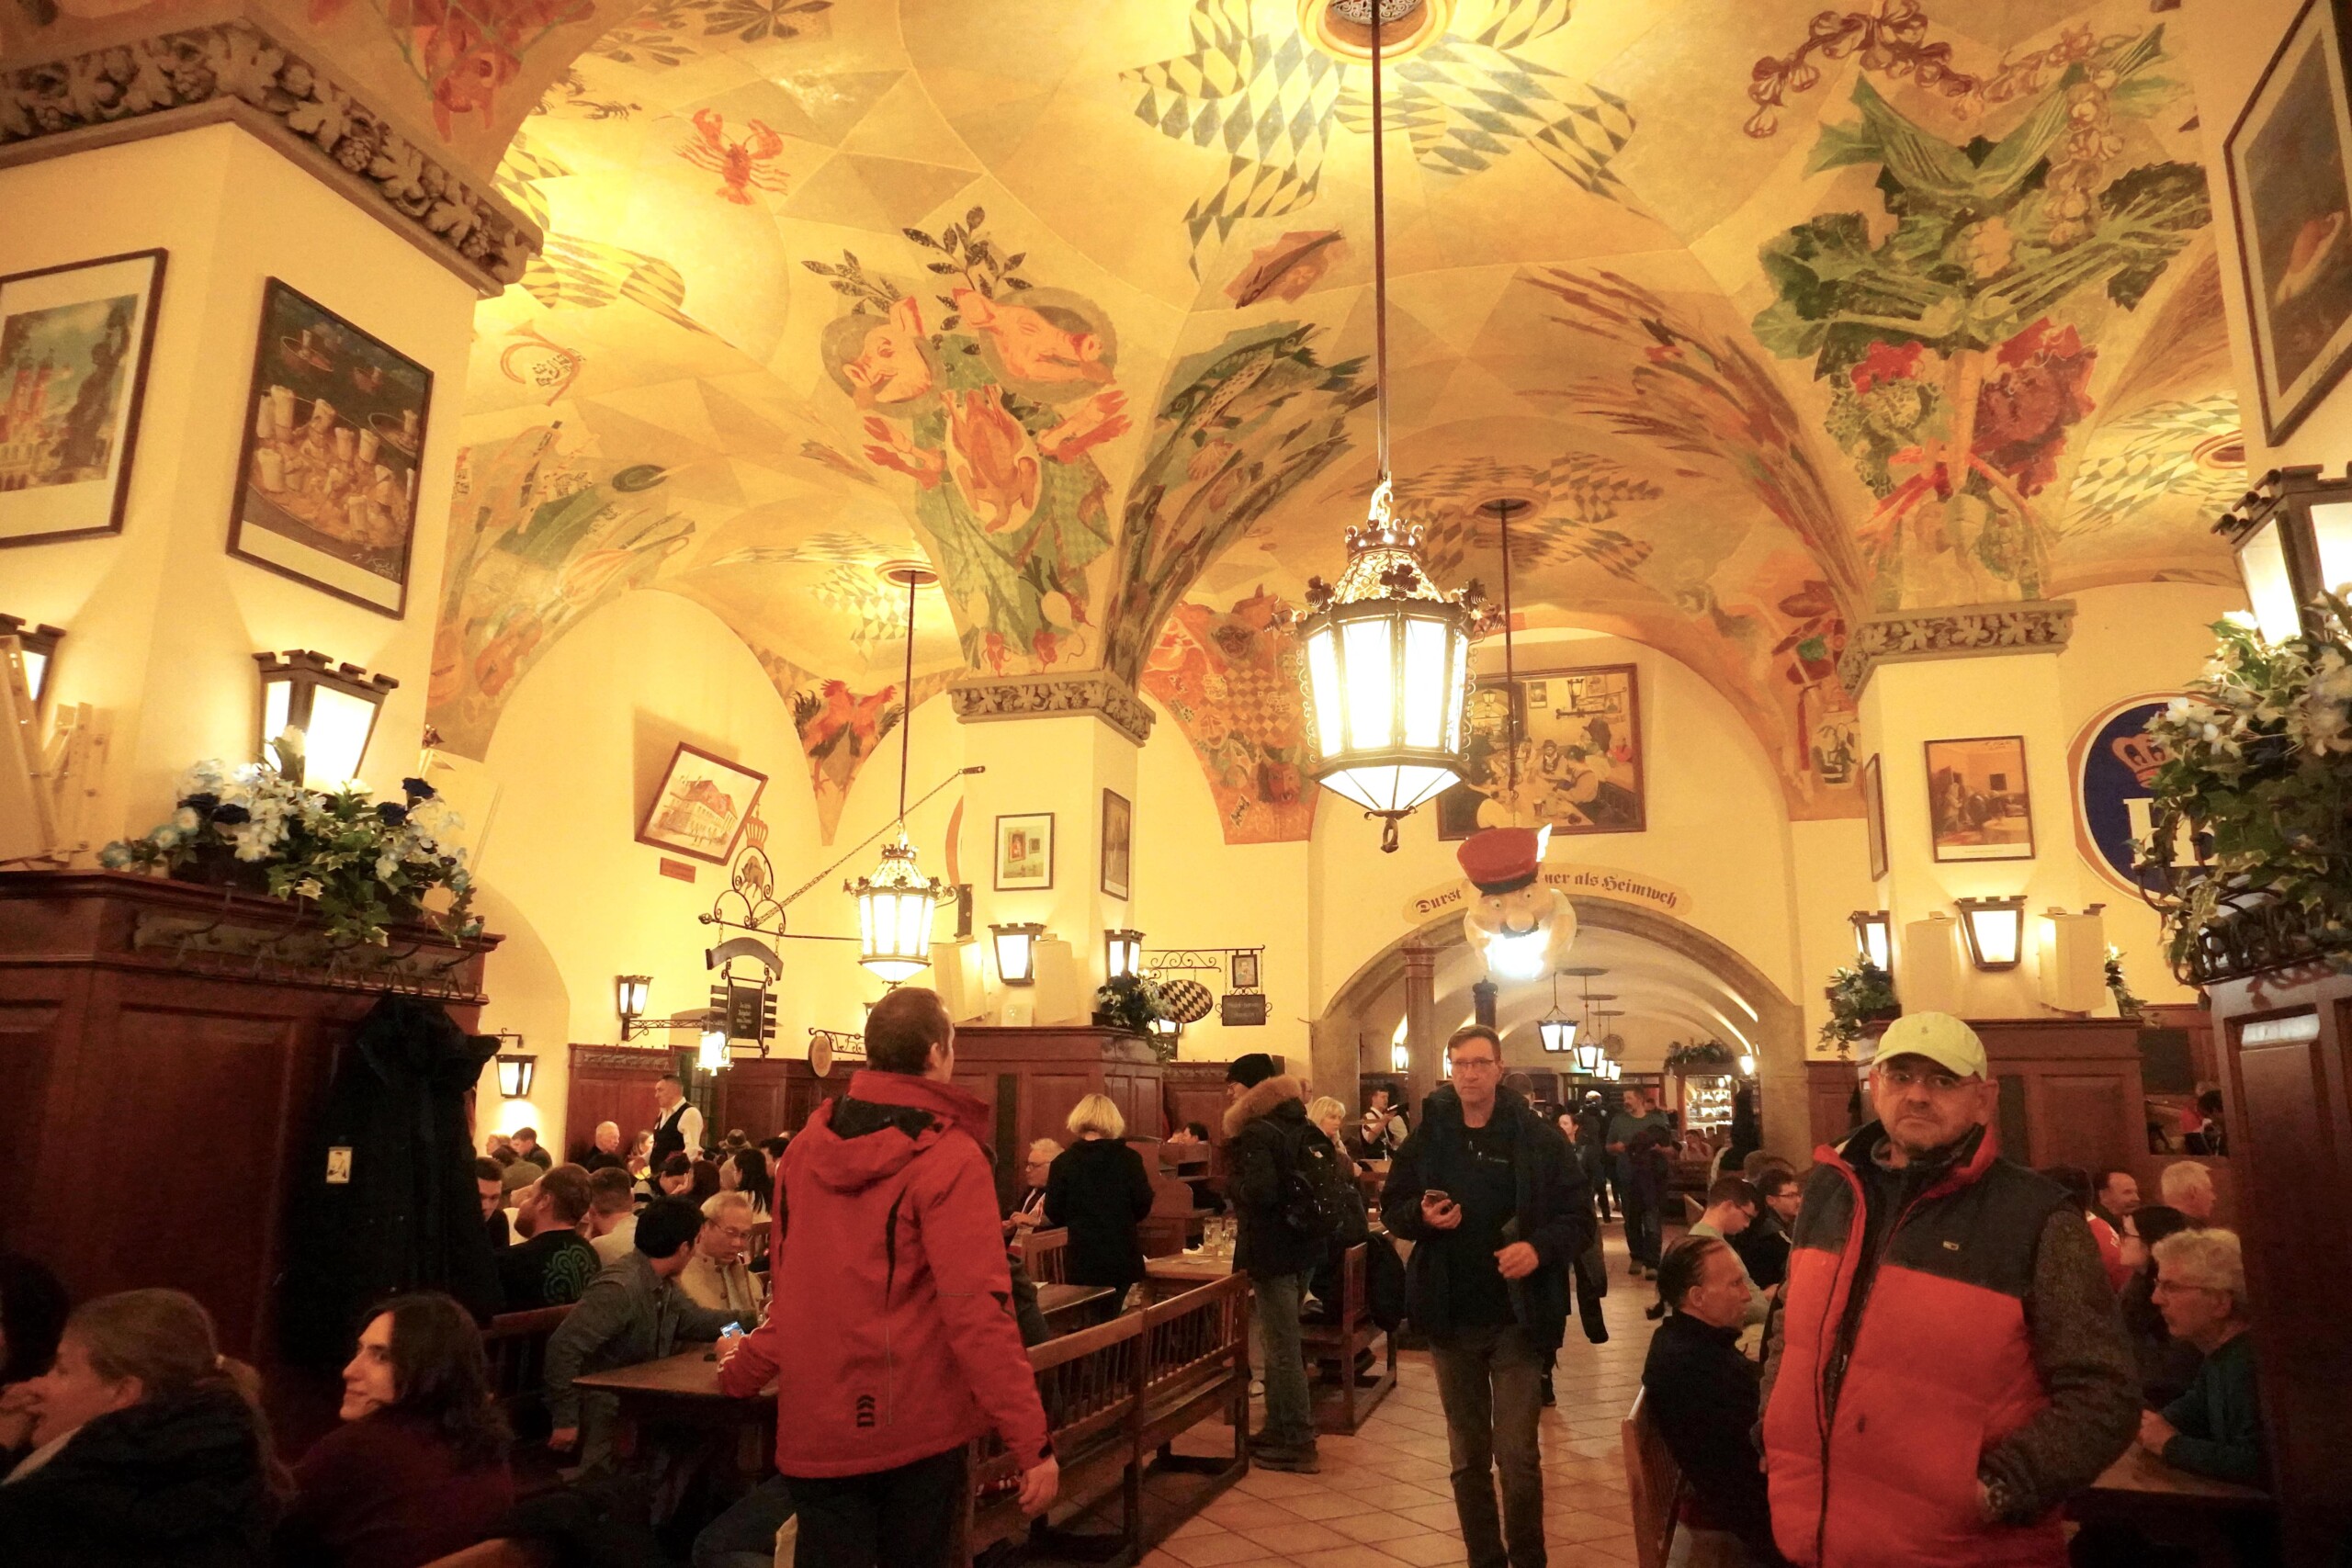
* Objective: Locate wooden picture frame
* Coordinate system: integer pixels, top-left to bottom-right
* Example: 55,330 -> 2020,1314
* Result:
1230,950 -> 1260,991
1862,752 -> 1888,882
226,279 -> 433,616
1925,735 -> 2036,863
0,248 -> 166,548
995,812 -> 1055,891
1100,788 -> 1132,900
1438,661 -> 1645,840
2223,0 -> 2352,445
637,742 -> 766,865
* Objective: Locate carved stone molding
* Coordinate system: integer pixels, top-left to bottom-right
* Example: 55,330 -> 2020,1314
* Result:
1836,599 -> 2077,697
947,670 -> 1158,746
0,20 -> 540,296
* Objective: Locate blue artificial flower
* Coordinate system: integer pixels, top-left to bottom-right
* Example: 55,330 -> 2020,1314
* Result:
181,792 -> 220,815
401,777 -> 436,802
376,801 -> 410,826
210,804 -> 251,826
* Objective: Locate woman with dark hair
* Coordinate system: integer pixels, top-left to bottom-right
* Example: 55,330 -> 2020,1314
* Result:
729,1147 -> 771,1215
0,1287 -> 285,1566
2120,1203 -> 2205,1408
688,1158 -> 723,1206
273,1292 -> 513,1568
656,1153 -> 695,1198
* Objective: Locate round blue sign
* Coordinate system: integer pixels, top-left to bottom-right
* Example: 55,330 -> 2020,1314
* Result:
2069,695 -> 2177,897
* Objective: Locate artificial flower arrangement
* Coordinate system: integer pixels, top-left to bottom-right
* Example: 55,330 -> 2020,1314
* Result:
101,753 -> 479,948
1092,972 -> 1172,1058
1818,961 -> 1900,1056
2138,600 -> 2352,976
1663,1039 -> 1737,1072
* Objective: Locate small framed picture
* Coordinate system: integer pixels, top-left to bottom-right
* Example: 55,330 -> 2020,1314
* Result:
0,248 -> 166,549
639,743 -> 767,864
995,812 -> 1055,890
1925,736 -> 2036,863
1861,753 -> 1888,882
1100,788 -> 1132,900
1230,950 -> 1261,991
227,279 -> 433,616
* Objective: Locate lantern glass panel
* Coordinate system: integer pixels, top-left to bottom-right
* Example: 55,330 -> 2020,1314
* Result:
1306,626 -> 1344,750
1574,1039 -> 1602,1074
1342,616 -> 1396,749
1962,905 -> 2024,966
1854,915 -> 1892,973
1442,628 -> 1468,750
992,926 -> 1038,985
262,677 -> 295,756
1402,616 -> 1448,746
2312,499 -> 2352,599
305,682 -> 378,785
2236,515 -> 2301,644
19,646 -> 48,704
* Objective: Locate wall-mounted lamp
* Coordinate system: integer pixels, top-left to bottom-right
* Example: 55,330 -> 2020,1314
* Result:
1104,928 -> 1144,980
697,1029 -> 729,1074
1737,1051 -> 1758,1077
989,921 -> 1046,986
1955,896 -> 2029,970
495,1051 -> 537,1100
254,649 -> 397,785
0,615 -> 63,708
1850,909 -> 1894,973
616,975 -> 651,1032
1390,1038 -> 1409,1073
2214,465 -> 2352,644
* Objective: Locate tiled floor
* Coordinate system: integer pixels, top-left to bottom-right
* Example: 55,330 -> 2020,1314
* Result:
1137,1226 -> 1657,1568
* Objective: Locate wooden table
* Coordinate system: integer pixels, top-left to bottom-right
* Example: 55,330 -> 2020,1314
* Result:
572,1347 -> 774,1471
2077,1446 -> 2267,1507
1146,1250 -> 1236,1299
1036,1282 -> 1116,1328
2069,1445 -> 2271,1568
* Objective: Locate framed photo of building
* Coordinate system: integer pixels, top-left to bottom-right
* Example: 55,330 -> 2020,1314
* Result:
1100,788 -> 1132,899
638,743 -> 766,864
2225,0 -> 2352,444
1925,735 -> 2035,863
995,812 -> 1055,891
1438,663 -> 1644,840
0,248 -> 166,548
227,279 -> 433,615
1862,752 -> 1889,882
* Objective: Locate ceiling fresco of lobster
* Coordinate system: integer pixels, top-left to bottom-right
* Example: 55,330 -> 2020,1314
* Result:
31,0 -> 2235,838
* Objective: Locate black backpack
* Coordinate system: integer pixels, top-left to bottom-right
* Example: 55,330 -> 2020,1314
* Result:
1278,1120 -> 1353,1244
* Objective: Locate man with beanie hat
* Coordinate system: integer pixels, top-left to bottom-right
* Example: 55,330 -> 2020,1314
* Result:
1222,1052 -> 1322,1470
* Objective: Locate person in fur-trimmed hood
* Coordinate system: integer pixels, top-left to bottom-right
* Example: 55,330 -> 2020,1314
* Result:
1222,1054 -> 1323,1471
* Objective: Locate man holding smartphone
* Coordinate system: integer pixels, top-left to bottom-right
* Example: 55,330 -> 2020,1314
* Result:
1384,1025 -> 1595,1568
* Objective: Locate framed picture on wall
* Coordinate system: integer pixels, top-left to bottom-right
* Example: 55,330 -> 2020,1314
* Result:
0,249 -> 166,549
1100,788 -> 1132,900
227,279 -> 433,616
995,812 -> 1055,890
2223,0 -> 2352,444
1437,662 -> 1644,839
1925,735 -> 2036,863
1862,752 -> 1889,882
638,742 -> 766,864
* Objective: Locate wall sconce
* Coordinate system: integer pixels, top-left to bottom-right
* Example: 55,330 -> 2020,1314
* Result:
616,975 -> 653,1039
495,1051 -> 537,1100
254,649 -> 397,785
1104,928 -> 1143,979
697,1029 -> 729,1074
1850,909 -> 1893,973
2213,465 -> 2352,644
989,921 -> 1045,986
1955,896 -> 2029,970
1390,1038 -> 1409,1073
0,615 -> 63,707
1737,1051 -> 1758,1077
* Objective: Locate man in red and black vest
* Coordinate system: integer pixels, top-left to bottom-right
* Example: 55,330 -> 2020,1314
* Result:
1760,1012 -> 2135,1566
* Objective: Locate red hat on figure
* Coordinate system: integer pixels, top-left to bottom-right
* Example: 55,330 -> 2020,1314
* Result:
1457,825 -> 1548,894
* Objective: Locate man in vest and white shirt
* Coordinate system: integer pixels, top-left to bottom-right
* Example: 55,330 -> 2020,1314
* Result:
650,1073 -> 704,1167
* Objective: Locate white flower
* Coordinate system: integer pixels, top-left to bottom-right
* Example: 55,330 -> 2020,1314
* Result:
172,807 -> 202,832
375,853 -> 400,882
232,825 -> 277,862
152,825 -> 182,850
98,843 -> 132,870
294,877 -> 324,900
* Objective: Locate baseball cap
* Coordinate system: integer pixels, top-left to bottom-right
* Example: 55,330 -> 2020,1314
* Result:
1226,1052 -> 1278,1088
1871,1011 -> 1988,1080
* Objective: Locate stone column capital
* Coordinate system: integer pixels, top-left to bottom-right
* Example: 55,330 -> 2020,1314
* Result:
946,669 -> 1156,747
1837,599 -> 2077,699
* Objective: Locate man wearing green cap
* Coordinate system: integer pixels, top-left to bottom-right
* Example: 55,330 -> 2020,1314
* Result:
1759,1012 -> 2135,1566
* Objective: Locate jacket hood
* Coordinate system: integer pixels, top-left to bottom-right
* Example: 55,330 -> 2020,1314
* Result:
1825,1118 -> 1998,1199
36,1389 -> 272,1549
797,1069 -> 995,1194
1223,1074 -> 1304,1137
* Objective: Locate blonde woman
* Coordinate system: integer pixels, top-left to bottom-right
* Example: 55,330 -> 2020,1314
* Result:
1306,1096 -> 1357,1175
1045,1094 -> 1156,1295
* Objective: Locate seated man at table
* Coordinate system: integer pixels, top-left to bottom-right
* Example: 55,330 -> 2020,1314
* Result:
679,1191 -> 764,1319
543,1196 -> 741,1472
498,1164 -> 599,1310
2140,1228 -> 2263,1486
1643,1235 -> 1788,1567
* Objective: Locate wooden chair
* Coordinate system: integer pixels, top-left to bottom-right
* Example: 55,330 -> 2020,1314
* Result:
1297,1242 -> 1396,1433
1022,1225 -> 1069,1284
1621,1387 -> 1684,1568
481,1305 -> 571,1430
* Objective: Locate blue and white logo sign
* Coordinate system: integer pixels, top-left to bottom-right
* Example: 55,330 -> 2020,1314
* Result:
2068,694 -> 2182,897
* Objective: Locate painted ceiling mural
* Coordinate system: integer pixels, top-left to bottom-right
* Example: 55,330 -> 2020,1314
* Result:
382,0 -> 2242,832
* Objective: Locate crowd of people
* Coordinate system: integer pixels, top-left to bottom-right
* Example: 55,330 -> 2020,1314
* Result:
0,998 -> 2272,1568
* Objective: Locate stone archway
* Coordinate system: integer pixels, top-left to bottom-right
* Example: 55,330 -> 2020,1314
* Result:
1311,898 -> 1810,1162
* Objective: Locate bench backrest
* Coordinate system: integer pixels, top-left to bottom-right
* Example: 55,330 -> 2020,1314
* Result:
1022,1226 -> 1069,1284
481,1305 -> 571,1429
1140,1270 -> 1250,1413
1621,1386 -> 1682,1568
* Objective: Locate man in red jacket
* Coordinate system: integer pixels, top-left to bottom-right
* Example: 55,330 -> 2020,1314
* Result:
718,987 -> 1056,1564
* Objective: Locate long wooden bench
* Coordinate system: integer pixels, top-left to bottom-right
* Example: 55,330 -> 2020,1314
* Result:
1622,1387 -> 1682,1568
1021,1225 -> 1069,1284
1298,1242 -> 1396,1433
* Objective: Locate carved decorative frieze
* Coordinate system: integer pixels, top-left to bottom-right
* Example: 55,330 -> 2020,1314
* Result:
947,670 -> 1158,746
1836,599 -> 2077,697
0,20 -> 540,294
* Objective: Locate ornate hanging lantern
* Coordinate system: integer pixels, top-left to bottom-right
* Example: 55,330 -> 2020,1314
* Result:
849,563 -> 945,985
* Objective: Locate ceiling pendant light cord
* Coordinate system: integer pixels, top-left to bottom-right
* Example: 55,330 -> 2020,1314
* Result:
1371,0 -> 1389,481
897,569 -> 915,828
1496,498 -> 1520,795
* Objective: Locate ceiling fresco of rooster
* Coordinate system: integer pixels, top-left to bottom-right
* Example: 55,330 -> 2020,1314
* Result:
391,0 -> 2240,838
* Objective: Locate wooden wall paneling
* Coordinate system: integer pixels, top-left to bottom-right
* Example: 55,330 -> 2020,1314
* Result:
1805,1059 -> 1861,1151
711,1058 -> 793,1143
2033,1073 -> 2139,1176
563,1044 -> 672,1159
1028,1072 -> 1093,1150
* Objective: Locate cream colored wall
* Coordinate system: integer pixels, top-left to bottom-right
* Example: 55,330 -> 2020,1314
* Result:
2184,0 -> 2352,467
0,127 -> 473,840
1792,816 -> 1875,1058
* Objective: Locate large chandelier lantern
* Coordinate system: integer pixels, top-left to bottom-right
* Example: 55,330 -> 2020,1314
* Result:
849,562 -> 947,985
1295,0 -> 1481,852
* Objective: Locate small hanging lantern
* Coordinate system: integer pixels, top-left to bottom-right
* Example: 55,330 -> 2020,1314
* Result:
1536,970 -> 1576,1054
851,832 -> 945,985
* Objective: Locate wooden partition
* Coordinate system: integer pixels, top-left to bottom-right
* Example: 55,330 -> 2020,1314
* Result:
949,1024 -> 1199,1224
562,1044 -> 673,1162
710,1056 -> 845,1141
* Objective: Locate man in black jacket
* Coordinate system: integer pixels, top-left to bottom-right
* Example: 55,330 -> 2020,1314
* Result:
1644,1234 -> 1788,1566
1383,1026 -> 1595,1568
1222,1052 -> 1322,1472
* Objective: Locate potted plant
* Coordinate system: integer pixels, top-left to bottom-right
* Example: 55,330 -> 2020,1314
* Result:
100,758 -> 478,948
1820,962 -> 1900,1057
1664,1040 -> 1736,1072
2138,602 -> 2352,983
1092,973 -> 1171,1057
2104,945 -> 2145,1021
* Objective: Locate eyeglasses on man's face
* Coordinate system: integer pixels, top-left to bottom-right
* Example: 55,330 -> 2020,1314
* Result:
1876,1064 -> 1969,1094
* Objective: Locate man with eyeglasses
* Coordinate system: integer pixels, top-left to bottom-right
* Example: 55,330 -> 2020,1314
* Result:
1758,1012 -> 2135,1567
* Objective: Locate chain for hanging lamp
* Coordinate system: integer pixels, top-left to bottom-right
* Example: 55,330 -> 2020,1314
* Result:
848,563 -> 947,984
